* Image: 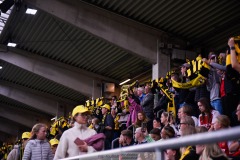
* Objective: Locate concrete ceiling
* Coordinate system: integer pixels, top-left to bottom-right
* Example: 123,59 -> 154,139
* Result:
0,0 -> 239,140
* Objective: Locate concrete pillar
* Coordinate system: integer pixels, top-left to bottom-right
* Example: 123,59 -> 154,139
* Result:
152,49 -> 170,79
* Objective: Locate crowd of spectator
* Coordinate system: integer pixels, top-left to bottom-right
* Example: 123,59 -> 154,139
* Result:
1,37 -> 240,160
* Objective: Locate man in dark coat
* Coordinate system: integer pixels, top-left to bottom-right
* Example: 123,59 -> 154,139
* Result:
101,104 -> 114,150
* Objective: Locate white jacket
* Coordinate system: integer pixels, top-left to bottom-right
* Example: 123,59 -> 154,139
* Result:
7,145 -> 20,160
54,122 -> 97,159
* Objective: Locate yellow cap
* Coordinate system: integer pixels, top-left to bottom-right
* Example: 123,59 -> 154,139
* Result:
49,138 -> 59,146
72,105 -> 91,117
22,132 -> 31,139
101,104 -> 110,110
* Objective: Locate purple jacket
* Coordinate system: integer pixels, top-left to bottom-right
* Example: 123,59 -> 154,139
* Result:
84,133 -> 106,151
127,97 -> 143,127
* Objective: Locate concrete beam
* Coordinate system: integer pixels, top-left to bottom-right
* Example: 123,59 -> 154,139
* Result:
25,0 -> 163,63
0,131 -> 11,142
0,84 -> 58,115
0,104 -> 51,128
0,46 -> 103,98
0,118 -> 21,136
0,80 -> 78,106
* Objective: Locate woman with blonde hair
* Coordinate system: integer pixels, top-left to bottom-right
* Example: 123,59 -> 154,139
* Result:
161,112 -> 178,135
179,126 -> 199,160
23,123 -> 53,160
196,143 -> 229,160
213,115 -> 231,156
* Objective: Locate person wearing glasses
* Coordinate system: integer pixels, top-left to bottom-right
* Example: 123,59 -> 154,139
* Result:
179,116 -> 195,136
7,132 -> 31,160
54,105 -> 97,159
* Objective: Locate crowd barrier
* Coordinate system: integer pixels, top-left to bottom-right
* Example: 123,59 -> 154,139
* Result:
61,126 -> 240,160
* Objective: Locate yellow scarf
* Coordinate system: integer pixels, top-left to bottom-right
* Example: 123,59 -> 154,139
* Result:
172,74 -> 206,89
180,146 -> 192,160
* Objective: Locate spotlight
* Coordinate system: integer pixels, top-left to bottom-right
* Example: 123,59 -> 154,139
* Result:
26,8 -> 37,15
7,42 -> 17,47
119,79 -> 131,85
51,116 -> 57,121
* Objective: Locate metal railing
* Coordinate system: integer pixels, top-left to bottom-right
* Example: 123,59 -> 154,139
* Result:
127,124 -> 135,138
61,126 -> 240,160
111,137 -> 120,149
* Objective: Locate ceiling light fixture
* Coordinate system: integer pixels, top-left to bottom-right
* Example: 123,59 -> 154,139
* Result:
119,79 -> 131,85
26,8 -> 37,15
7,42 -> 16,47
0,65 -> 2,69
51,116 -> 57,121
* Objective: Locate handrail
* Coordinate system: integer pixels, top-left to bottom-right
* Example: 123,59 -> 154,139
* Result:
111,137 -> 120,149
61,126 -> 240,160
127,124 -> 134,130
157,109 -> 164,118
119,122 -> 126,127
127,124 -> 135,139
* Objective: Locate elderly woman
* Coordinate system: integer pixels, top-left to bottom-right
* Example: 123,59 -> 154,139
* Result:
54,105 -> 97,159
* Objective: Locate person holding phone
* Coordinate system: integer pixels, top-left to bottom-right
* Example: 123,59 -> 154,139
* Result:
54,105 -> 97,159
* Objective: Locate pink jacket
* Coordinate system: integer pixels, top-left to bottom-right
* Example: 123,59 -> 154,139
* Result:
84,133 -> 106,151
127,97 -> 142,127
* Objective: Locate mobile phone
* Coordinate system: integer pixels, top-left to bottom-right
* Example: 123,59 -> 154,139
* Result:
141,122 -> 147,132
74,138 -> 85,145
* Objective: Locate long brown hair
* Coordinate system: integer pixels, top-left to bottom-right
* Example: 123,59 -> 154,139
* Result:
30,123 -> 47,140
198,97 -> 213,124
135,111 -> 148,127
